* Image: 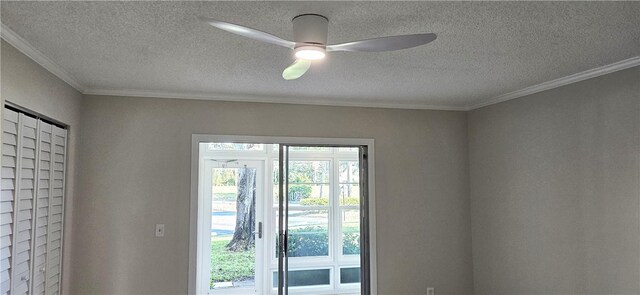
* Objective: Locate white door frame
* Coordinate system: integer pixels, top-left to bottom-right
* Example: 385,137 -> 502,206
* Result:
189,135 -> 377,295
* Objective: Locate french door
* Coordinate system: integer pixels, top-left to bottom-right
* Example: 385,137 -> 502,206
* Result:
276,144 -> 370,295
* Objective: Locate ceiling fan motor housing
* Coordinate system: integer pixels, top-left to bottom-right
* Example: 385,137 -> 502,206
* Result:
292,14 -> 329,49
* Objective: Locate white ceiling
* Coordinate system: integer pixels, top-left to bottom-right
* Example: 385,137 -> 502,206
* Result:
1,1 -> 639,110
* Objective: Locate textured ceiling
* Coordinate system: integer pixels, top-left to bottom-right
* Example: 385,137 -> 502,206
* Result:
1,1 -> 639,109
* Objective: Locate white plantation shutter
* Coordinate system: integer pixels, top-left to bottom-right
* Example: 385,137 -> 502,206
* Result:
45,126 -> 65,295
31,121 -> 53,295
1,108 -> 19,295
0,107 -> 67,295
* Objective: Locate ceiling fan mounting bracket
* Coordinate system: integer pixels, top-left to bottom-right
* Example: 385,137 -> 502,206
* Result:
292,13 -> 328,22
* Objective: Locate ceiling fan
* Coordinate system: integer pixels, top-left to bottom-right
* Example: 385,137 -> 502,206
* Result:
198,14 -> 437,80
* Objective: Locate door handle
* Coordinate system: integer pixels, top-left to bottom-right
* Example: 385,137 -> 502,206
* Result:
253,221 -> 263,239
283,230 -> 288,256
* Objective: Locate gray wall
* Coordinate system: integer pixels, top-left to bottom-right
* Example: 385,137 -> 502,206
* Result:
72,96 -> 474,294
468,67 -> 640,294
0,40 -> 83,294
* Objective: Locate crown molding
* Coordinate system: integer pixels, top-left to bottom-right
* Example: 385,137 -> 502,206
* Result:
1,23 -> 86,92
467,56 -> 640,110
83,88 -> 468,111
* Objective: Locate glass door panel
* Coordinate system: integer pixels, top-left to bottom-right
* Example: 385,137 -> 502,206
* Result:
206,160 -> 264,294
277,145 -> 367,295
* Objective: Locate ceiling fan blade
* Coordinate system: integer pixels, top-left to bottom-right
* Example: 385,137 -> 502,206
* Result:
282,60 -> 311,80
198,16 -> 295,49
327,33 -> 437,52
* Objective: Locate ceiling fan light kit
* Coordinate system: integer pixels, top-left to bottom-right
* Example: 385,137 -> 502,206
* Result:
294,46 -> 326,60
200,13 -> 437,80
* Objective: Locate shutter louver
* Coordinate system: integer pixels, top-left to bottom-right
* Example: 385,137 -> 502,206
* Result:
1,108 -> 19,295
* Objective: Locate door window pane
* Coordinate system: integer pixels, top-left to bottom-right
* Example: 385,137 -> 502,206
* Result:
339,184 -> 360,205
337,147 -> 359,153
211,167 -> 257,290
289,160 -> 330,183
339,161 -> 360,206
272,269 -> 331,287
206,143 -> 264,151
292,184 -> 329,205
273,160 -> 331,184
290,146 -> 332,152
341,209 -> 360,255
273,161 -> 330,205
340,267 -> 361,284
273,184 -> 331,205
339,161 -> 359,183
289,210 -> 329,257
275,210 -> 329,257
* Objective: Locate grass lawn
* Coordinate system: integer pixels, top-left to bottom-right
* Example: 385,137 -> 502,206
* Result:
210,236 -> 255,288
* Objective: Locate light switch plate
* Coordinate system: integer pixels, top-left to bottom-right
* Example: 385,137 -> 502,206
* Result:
155,224 -> 165,237
427,287 -> 434,295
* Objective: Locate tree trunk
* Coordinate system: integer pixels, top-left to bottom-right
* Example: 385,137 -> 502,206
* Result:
226,167 -> 256,251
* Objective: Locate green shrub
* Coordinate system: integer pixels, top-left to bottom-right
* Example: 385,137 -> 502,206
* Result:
275,226 -> 360,257
288,226 -> 329,257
